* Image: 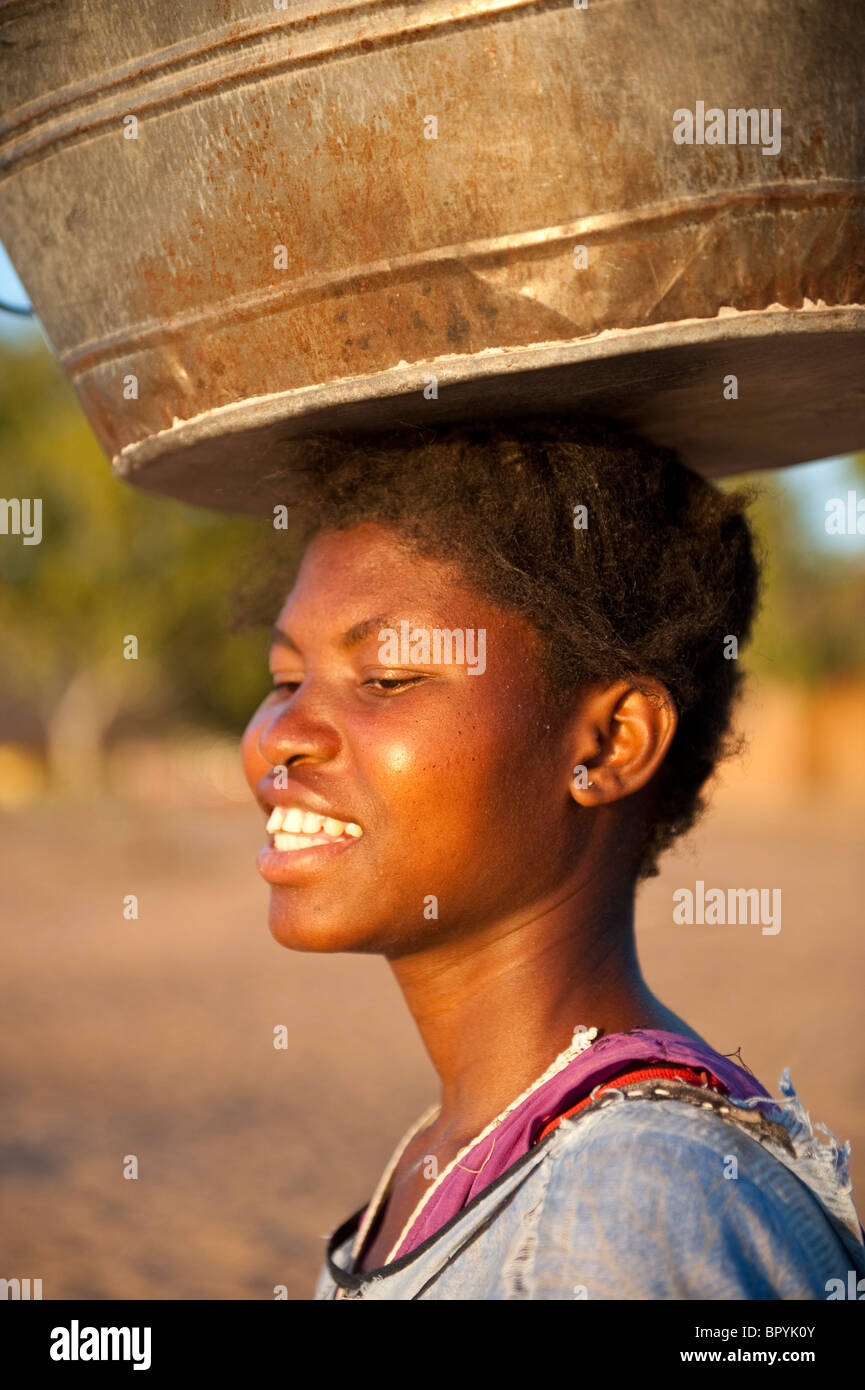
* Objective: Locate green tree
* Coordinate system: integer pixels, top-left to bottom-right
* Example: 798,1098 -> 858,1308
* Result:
0,335 -> 283,793
728,465 -> 865,686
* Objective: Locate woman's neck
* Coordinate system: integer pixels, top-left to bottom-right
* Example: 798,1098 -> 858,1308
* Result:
388,868 -> 698,1145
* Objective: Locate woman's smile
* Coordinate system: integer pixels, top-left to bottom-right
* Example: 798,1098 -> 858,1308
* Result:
256,797 -> 365,883
256,829 -> 363,883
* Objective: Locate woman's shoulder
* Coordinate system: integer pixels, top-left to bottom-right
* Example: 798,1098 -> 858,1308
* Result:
527,1076 -> 865,1300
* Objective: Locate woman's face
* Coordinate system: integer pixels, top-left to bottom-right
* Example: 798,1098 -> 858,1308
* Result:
241,521 -> 584,957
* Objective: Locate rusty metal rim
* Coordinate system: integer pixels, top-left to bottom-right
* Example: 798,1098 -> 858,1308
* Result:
59,181 -> 865,376
112,303 -> 865,476
0,0 -> 556,173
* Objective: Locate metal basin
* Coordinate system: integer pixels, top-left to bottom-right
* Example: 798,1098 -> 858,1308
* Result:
1,0 -> 863,513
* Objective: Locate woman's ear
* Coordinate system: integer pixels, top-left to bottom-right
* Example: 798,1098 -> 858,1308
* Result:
568,678 -> 678,807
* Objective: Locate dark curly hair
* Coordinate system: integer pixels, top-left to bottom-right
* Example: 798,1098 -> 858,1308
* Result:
231,413 -> 761,879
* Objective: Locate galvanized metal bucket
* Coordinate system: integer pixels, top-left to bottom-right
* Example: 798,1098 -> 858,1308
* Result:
1,0 -> 863,513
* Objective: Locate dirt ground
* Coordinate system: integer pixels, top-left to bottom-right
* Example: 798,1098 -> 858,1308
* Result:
1,789 -> 862,1300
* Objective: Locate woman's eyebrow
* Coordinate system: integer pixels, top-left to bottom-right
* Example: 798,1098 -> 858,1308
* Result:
342,616 -> 455,649
269,616 -> 439,653
340,616 -> 406,649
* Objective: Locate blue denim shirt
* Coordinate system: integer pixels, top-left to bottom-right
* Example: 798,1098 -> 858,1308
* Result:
315,1072 -> 865,1300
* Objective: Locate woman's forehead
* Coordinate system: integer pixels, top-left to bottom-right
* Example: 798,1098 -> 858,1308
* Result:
286,525 -> 484,616
271,531 -> 544,667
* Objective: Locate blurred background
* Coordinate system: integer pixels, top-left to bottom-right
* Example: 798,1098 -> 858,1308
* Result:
1,246 -> 864,1298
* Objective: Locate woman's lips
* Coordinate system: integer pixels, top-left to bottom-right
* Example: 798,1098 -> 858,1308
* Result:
256,834 -> 361,885
256,805 -> 364,885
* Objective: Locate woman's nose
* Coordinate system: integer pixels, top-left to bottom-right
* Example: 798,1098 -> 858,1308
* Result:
256,689 -> 341,771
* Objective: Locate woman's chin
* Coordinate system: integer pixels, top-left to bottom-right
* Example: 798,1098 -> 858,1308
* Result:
266,897 -> 375,954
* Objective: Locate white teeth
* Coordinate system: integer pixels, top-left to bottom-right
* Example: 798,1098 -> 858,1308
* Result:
268,807 -> 363,846
274,832 -> 314,851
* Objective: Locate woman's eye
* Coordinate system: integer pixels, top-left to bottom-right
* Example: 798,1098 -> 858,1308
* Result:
365,675 -> 425,692
268,675 -> 424,697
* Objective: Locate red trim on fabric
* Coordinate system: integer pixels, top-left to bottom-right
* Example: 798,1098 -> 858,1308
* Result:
533,1064 -> 727,1145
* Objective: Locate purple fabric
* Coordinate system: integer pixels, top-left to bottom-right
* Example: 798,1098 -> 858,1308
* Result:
390,1029 -> 771,1261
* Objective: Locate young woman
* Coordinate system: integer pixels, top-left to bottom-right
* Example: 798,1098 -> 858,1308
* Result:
240,416 -> 864,1300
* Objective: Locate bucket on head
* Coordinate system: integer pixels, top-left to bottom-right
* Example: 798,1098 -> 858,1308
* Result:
1,0 -> 863,514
